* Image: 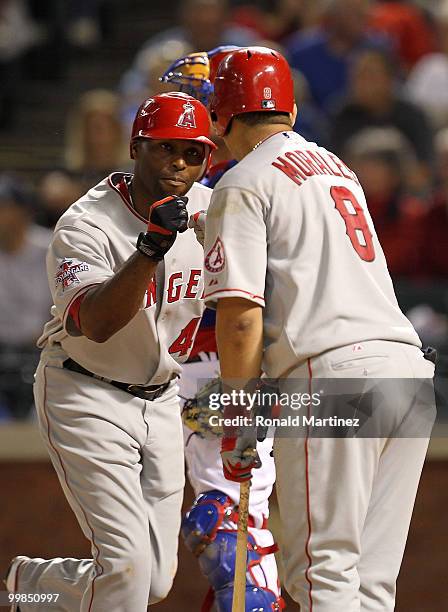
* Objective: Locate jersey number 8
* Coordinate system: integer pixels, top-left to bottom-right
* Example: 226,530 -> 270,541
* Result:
330,186 -> 375,262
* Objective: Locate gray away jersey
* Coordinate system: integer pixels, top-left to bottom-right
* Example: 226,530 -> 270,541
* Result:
204,131 -> 420,378
38,173 -> 212,385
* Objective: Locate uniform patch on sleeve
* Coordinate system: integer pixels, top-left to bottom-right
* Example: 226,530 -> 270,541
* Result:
55,258 -> 90,291
205,237 -> 226,273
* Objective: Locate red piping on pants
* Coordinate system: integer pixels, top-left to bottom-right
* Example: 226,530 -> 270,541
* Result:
304,358 -> 314,610
41,366 -> 104,611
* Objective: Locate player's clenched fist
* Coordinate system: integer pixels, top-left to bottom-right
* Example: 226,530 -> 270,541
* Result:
149,195 -> 189,234
188,210 -> 206,246
137,195 -> 188,261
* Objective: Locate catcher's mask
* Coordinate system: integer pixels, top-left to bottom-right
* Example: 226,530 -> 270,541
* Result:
160,46 -> 240,106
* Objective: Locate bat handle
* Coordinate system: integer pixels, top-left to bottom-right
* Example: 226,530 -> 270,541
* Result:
232,480 -> 251,611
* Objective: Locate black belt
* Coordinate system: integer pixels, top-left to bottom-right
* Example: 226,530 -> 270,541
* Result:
63,358 -> 170,401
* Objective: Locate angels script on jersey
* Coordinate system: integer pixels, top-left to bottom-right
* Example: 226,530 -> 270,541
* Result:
272,148 -> 360,187
144,268 -> 203,308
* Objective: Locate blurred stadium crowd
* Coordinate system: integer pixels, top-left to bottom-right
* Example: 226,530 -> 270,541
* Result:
1,0 -> 448,420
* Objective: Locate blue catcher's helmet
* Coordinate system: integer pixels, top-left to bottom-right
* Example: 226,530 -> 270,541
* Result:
160,46 -> 240,106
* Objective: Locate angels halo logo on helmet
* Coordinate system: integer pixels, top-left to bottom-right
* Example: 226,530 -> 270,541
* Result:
210,46 -> 295,137
176,100 -> 197,129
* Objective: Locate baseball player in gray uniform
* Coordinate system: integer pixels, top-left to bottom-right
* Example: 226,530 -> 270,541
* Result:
5,92 -> 215,612
203,48 -> 436,611
162,48 -> 285,612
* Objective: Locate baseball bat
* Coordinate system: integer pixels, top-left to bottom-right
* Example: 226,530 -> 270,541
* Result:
232,479 -> 251,611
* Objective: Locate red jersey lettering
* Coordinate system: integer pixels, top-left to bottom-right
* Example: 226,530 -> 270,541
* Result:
272,156 -> 304,186
167,272 -> 183,303
145,278 -> 157,308
185,269 -> 201,298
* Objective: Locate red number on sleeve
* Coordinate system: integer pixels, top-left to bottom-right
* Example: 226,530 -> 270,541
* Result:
168,317 -> 201,357
330,186 -> 375,262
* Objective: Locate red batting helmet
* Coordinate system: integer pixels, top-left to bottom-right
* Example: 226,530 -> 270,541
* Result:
210,47 -> 295,137
208,46 -> 240,85
130,92 -> 216,159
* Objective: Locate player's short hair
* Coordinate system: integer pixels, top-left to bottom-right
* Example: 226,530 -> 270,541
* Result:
234,111 -> 292,127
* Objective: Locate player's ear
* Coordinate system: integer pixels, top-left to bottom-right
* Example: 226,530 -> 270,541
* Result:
291,102 -> 298,126
130,141 -> 140,160
209,111 -> 220,137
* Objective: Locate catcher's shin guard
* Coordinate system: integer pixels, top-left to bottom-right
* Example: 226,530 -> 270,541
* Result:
181,490 -> 232,556
181,490 -> 284,611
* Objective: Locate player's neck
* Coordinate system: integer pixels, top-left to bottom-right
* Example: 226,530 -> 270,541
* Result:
128,174 -> 154,220
224,123 -> 292,161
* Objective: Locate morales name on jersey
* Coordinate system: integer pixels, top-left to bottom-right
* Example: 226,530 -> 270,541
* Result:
272,145 -> 360,188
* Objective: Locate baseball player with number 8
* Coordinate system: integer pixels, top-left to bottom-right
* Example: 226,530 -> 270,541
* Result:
203,47 -> 436,611
162,47 -> 285,611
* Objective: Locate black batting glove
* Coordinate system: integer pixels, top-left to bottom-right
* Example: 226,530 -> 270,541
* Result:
136,195 -> 188,261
